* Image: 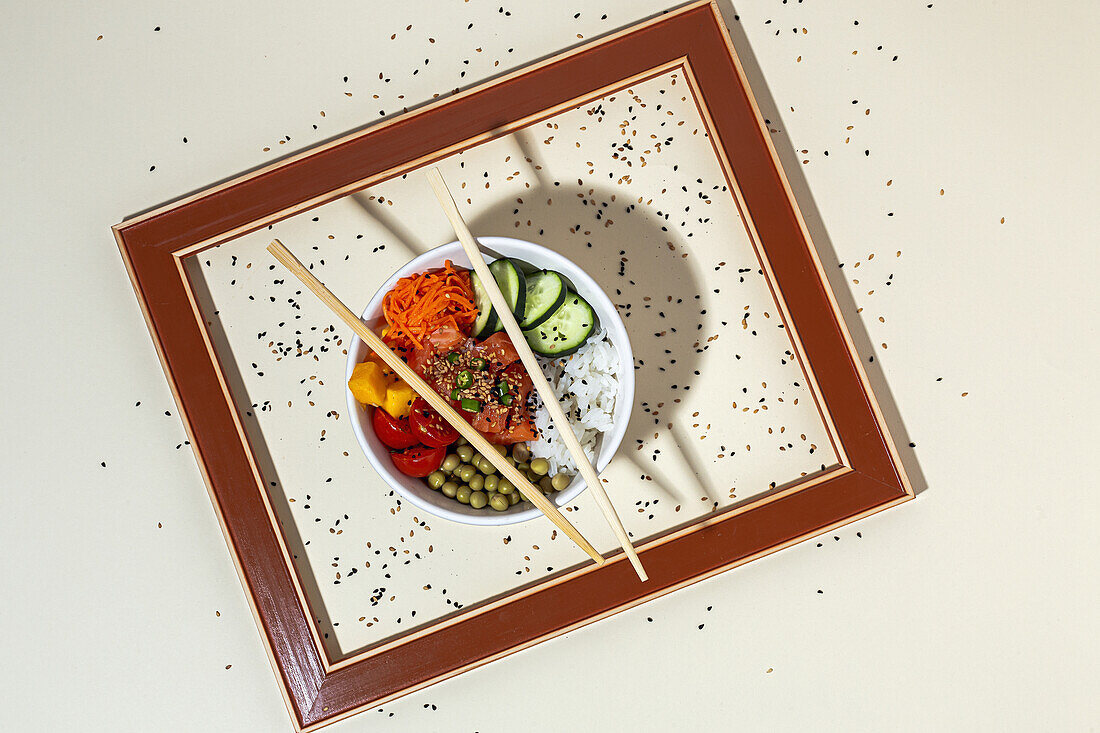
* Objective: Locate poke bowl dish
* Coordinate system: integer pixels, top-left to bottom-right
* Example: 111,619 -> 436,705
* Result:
345,236 -> 635,525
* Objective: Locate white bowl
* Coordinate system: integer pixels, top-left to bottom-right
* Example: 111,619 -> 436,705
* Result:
345,236 -> 635,526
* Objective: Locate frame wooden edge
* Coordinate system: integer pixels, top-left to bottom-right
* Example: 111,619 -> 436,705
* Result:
112,226 -> 316,726
112,1 -> 716,236
699,0 -> 913,497
686,4 -> 911,496
298,471 -> 909,730
318,462 -> 846,674
173,252 -> 337,670
110,3 -> 915,728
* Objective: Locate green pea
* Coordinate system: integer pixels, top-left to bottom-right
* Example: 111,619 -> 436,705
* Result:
515,462 -> 529,473
496,478 -> 514,495
441,454 -> 461,473
511,443 -> 530,463
456,435 -> 468,446
456,445 -> 474,463
426,471 -> 446,490
529,457 -> 550,476
551,473 -> 572,491
456,464 -> 477,483
479,458 -> 497,475
470,452 -> 484,468
441,481 -> 458,498
489,494 -> 510,512
539,476 -> 554,492
493,444 -> 507,457
469,491 -> 488,509
456,485 -> 472,504
483,474 -> 499,492
508,491 -> 521,505
468,474 -> 484,491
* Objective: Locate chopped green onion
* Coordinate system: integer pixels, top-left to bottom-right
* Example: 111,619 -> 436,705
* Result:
501,393 -> 513,406
469,357 -> 487,370
460,398 -> 482,412
445,352 -> 460,364
449,388 -> 461,401
497,379 -> 510,396
456,370 -> 473,388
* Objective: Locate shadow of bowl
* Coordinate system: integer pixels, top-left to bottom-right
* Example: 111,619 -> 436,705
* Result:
466,181 -> 708,495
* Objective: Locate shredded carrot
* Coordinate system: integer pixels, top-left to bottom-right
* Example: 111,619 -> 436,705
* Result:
381,261 -> 477,351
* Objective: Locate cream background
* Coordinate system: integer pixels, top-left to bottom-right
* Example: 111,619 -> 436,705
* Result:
1,1 -> 1097,731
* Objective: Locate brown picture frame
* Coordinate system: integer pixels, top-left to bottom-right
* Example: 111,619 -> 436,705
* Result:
113,2 -> 912,729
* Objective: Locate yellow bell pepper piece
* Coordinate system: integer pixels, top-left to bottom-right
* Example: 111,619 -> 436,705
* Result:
347,361 -> 388,406
382,380 -> 417,419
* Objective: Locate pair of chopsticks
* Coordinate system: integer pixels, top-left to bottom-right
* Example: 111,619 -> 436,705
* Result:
267,169 -> 646,581
425,169 -> 646,581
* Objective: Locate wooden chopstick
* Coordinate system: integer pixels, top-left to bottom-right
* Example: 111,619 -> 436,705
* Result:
267,239 -> 605,566
425,169 -> 648,582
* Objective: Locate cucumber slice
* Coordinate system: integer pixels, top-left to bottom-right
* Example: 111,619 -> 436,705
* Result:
469,270 -> 498,339
520,270 -> 568,330
488,259 -> 526,332
524,291 -> 597,357
470,259 -> 526,338
506,257 -> 539,276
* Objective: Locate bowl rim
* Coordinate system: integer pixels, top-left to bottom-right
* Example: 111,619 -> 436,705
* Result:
344,236 -> 635,526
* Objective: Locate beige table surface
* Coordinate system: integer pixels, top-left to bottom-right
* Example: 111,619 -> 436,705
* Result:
2,1 -> 1097,731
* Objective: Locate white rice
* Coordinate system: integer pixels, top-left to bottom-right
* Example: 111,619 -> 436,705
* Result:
529,329 -> 618,474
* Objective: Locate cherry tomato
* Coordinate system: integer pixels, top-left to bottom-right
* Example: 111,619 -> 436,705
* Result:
371,407 -> 419,449
390,444 -> 446,477
408,398 -> 459,447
